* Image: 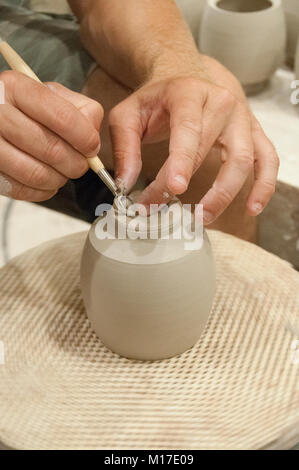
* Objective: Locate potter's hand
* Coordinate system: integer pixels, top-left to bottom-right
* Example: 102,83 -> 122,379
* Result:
110,57 -> 279,224
0,71 -> 102,201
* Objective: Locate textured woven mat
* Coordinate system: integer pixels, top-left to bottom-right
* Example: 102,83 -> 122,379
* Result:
0,231 -> 298,450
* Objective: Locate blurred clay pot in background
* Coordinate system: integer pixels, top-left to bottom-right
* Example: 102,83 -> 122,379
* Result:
295,37 -> 299,78
175,0 -> 206,40
200,0 -> 286,94
282,0 -> 299,67
81,197 -> 216,361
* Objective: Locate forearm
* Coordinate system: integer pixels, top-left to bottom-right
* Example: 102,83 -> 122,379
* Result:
69,0 -> 201,88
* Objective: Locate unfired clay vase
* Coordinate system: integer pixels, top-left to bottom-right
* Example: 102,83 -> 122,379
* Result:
295,37 -> 299,78
282,0 -> 299,66
81,197 -> 216,361
200,0 -> 286,94
175,0 -> 206,40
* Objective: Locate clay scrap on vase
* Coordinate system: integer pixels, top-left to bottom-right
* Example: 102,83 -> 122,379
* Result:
200,0 -> 286,94
81,193 -> 216,361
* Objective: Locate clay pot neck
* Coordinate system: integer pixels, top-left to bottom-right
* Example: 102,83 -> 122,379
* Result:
112,195 -> 183,240
216,0 -> 273,13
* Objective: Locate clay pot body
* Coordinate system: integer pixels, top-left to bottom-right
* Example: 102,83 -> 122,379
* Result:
175,0 -> 206,40
282,0 -> 299,66
200,0 -> 286,94
80,200 -> 216,360
295,37 -> 299,78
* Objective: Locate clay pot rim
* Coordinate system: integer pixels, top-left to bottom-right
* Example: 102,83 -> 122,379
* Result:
209,0 -> 281,16
113,195 -> 188,238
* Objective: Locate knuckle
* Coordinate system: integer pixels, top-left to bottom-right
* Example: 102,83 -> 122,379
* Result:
54,105 -> 75,132
174,148 -> 202,172
174,148 -> 195,167
0,103 -> 13,124
12,183 -> 24,201
185,77 -> 200,88
181,151 -> 195,164
193,147 -> 205,168
179,118 -> 201,137
114,149 -> 129,163
84,129 -> 100,155
218,88 -> 235,109
261,179 -> 276,195
213,184 -> 234,205
45,136 -> 65,166
84,101 -> 104,131
13,183 -> 34,202
109,100 -> 140,134
27,165 -> 49,189
236,150 -> 254,170
167,77 -> 201,102
12,183 -> 56,202
0,70 -> 17,89
173,141 -> 204,168
173,77 -> 199,91
167,78 -> 181,95
114,149 -> 142,173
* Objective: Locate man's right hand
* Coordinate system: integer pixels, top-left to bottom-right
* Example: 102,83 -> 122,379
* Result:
0,71 -> 103,201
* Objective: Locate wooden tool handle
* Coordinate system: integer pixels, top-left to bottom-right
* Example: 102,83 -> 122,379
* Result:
0,40 -> 103,174
0,41 -> 41,83
87,156 -> 104,173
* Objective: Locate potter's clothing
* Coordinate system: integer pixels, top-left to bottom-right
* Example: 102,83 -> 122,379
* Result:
0,0 -> 95,92
0,0 -> 113,222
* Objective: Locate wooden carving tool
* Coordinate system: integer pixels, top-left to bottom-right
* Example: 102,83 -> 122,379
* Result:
0,39 -> 119,197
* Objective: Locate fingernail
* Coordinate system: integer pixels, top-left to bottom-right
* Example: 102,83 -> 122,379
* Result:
203,210 -> 215,225
252,202 -> 263,215
174,175 -> 188,190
